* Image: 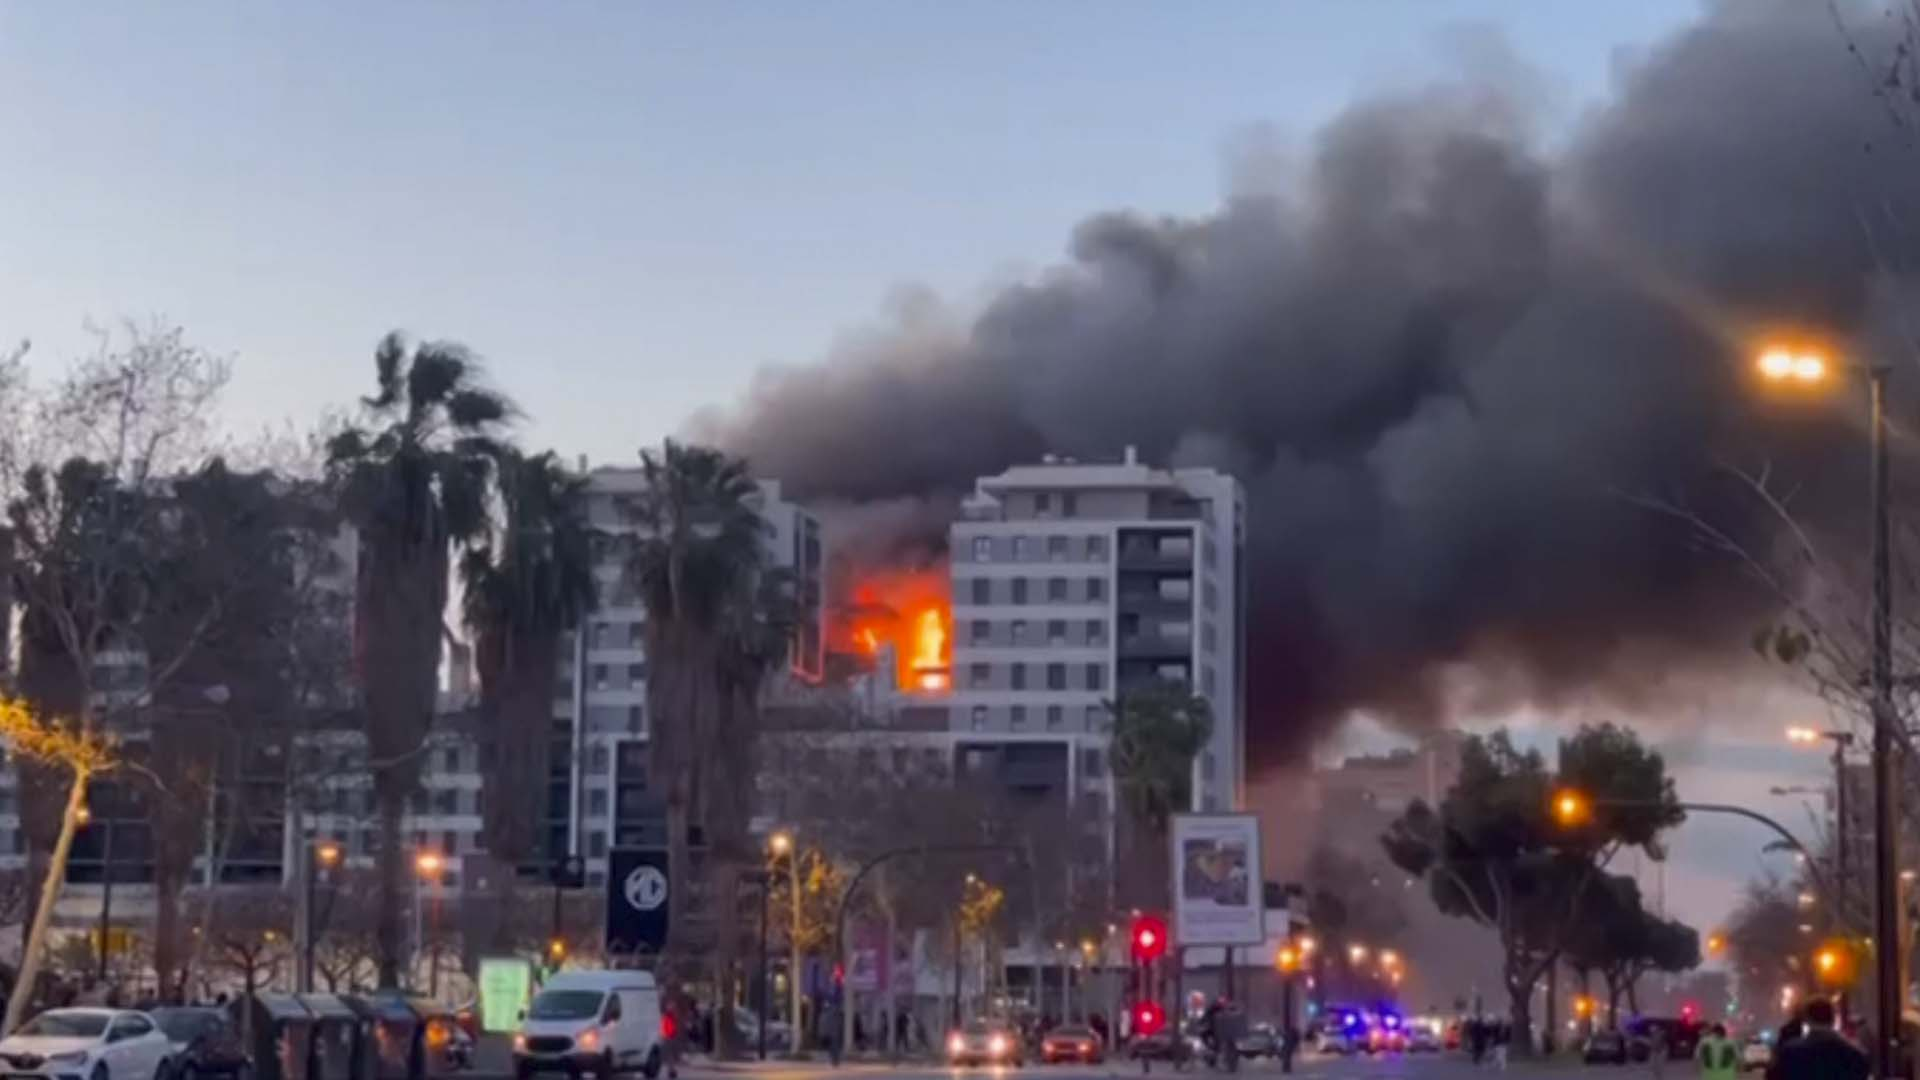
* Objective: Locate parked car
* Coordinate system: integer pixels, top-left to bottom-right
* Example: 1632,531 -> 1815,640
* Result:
513,970 -> 665,1080
946,1021 -> 1024,1068
149,1009 -> 248,1080
1315,1028 -> 1357,1055
0,1009 -> 172,1080
1234,1023 -> 1279,1060
1408,1025 -> 1442,1053
1584,1030 -> 1630,1065
1741,1037 -> 1772,1072
1039,1024 -> 1102,1065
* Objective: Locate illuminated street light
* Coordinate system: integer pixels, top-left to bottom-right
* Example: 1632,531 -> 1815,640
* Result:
1276,946 -> 1300,973
1297,936 -> 1317,955
316,841 -> 342,867
415,851 -> 443,877
768,831 -> 793,856
1380,949 -> 1402,969
1552,790 -> 1590,826
1706,934 -> 1725,955
1757,349 -> 1828,384
1348,944 -> 1368,964
1786,726 -> 1821,745
1799,892 -> 1817,908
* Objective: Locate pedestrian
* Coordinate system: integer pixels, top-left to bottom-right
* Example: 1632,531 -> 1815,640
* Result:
1696,1022 -> 1738,1080
1491,1020 -> 1509,1072
1650,1025 -> 1670,1080
895,1009 -> 910,1052
1768,998 -> 1866,1080
1468,1018 -> 1486,1064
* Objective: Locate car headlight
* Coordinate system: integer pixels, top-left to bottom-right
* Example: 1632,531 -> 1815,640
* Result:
988,1035 -> 1008,1056
47,1052 -> 89,1066
512,1035 -> 526,1053
947,1034 -> 965,1055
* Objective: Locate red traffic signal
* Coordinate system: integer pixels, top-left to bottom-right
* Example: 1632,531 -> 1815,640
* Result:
1132,1001 -> 1167,1036
832,963 -> 845,986
661,1012 -> 678,1040
1131,914 -> 1169,961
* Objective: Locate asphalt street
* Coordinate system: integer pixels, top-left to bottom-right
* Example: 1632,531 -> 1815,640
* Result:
667,1053 -> 1671,1080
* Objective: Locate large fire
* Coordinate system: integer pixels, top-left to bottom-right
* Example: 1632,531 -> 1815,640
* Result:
838,566 -> 951,693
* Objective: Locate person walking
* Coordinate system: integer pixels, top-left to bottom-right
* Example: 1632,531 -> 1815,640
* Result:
1491,1020 -> 1509,1071
1696,1023 -> 1738,1080
1649,1025 -> 1670,1080
1767,998 -> 1867,1080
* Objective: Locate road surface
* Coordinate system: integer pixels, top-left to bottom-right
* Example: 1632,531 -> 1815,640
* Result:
667,1053 -> 1667,1079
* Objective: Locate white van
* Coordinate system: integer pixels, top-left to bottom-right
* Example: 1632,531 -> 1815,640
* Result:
514,970 -> 664,1079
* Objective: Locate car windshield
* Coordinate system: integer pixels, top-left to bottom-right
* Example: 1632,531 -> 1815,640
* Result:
1050,1027 -> 1092,1038
150,1012 -> 217,1041
963,1023 -> 1000,1036
17,1013 -> 109,1038
527,990 -> 604,1021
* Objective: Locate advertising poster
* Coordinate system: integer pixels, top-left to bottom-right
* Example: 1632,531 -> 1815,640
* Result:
1170,813 -> 1264,946
478,957 -> 533,1033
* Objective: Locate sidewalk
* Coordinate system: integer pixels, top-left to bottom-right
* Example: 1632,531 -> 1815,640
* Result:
682,1053 -> 937,1073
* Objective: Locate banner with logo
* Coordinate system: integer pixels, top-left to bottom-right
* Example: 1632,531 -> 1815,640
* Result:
1170,813 -> 1264,946
606,847 -> 670,956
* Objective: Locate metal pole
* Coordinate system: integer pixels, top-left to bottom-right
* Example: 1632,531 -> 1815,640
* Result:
789,853 -> 804,1051
1281,975 -> 1295,1074
952,917 -> 963,1029
302,844 -> 317,993
429,886 -> 441,998
96,815 -> 113,986
758,874 -> 771,1060
1869,366 -> 1901,1080
1833,734 -> 1851,1023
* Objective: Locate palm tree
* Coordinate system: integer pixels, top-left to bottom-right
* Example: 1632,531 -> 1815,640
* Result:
1106,683 -> 1212,908
460,450 -> 599,881
327,332 -> 512,986
622,440 -> 769,989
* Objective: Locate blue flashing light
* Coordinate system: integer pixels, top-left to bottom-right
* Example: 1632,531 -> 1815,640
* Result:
1384,1015 -> 1401,1030
1343,1013 -> 1362,1031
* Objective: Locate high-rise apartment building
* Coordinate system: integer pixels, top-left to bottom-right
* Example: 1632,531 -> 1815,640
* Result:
946,447 -> 1245,815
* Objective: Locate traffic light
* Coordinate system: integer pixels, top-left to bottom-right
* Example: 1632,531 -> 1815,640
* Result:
1130,914 -> 1168,962
1132,1001 -> 1166,1036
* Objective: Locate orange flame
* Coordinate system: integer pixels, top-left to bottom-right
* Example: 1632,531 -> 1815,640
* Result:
836,566 -> 951,693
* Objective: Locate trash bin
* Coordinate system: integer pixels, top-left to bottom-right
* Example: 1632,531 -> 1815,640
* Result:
299,994 -> 369,1080
245,995 -> 315,1080
344,994 -> 420,1080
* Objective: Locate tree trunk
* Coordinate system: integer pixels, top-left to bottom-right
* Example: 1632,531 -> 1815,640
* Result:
376,785 -> 406,986
713,860 -> 741,1059
5,771 -> 87,1036
1506,977 -> 1533,1060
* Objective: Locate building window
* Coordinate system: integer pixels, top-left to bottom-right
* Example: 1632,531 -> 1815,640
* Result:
1062,493 -> 1078,517
443,830 -> 458,855
972,619 -> 990,645
1046,705 -> 1064,729
891,747 -> 910,773
1047,663 -> 1067,690
589,789 -> 608,816
1047,535 -> 1068,561
1083,748 -> 1104,777
972,536 -> 991,561
972,578 -> 991,605
590,744 -> 610,772
1013,537 -> 1030,561
1048,577 -> 1067,602
1087,535 -> 1105,559
970,707 -> 988,731
1087,664 -> 1105,691
1159,578 -> 1192,601
1086,619 -> 1105,645
1011,620 -> 1028,645
630,623 -> 645,648
442,747 -> 459,773
1085,704 -> 1105,731
592,664 -> 609,690
1010,705 -> 1027,728
1011,664 -> 1027,690
1012,579 -> 1029,605
435,789 -> 456,814
1163,620 -> 1192,642
628,704 -> 644,730
1088,577 -> 1106,601
1036,492 -> 1052,515
628,662 -> 646,682
1048,619 -> 1067,645
971,663 -> 991,688
589,831 -> 608,858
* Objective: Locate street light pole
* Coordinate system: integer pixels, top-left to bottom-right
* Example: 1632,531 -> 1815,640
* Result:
757,871 -> 771,1061
1868,365 -> 1900,1079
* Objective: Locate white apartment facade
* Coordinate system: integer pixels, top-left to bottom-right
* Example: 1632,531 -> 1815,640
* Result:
945,447 -> 1246,816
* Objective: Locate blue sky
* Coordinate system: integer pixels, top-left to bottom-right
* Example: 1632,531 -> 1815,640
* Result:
1,1 -> 1813,933
0,1 -> 1694,463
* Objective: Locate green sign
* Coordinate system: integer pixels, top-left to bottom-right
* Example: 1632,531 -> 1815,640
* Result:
478,957 -> 533,1034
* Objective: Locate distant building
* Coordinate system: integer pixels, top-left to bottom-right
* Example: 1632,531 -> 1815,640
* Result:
945,446 -> 1246,815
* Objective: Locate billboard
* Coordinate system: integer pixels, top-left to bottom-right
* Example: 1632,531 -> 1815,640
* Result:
477,957 -> 533,1033
1170,813 -> 1264,946
606,847 -> 670,957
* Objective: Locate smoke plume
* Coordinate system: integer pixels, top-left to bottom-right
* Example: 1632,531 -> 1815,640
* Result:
703,2 -> 1920,768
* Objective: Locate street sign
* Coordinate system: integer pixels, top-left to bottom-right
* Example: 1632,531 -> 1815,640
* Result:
606,847 -> 670,956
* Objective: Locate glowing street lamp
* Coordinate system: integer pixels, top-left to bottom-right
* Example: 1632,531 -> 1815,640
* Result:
1755,341 -> 1898,1077
1552,790 -> 1590,826
1348,944 -> 1368,964
1379,949 -> 1402,970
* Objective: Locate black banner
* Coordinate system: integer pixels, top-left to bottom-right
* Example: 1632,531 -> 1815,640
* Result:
606,847 -> 669,957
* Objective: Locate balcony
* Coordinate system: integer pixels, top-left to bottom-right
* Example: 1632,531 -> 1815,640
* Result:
1118,634 -> 1193,660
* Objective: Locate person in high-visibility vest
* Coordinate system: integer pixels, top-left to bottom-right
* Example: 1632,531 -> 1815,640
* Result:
1695,1023 -> 1739,1080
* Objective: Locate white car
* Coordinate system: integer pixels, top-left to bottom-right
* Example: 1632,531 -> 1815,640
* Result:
0,1009 -> 171,1080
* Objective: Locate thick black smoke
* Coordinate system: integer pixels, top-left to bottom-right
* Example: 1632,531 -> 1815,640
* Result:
703,2 -> 1920,768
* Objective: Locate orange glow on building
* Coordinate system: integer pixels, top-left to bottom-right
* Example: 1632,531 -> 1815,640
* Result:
839,566 -> 951,693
